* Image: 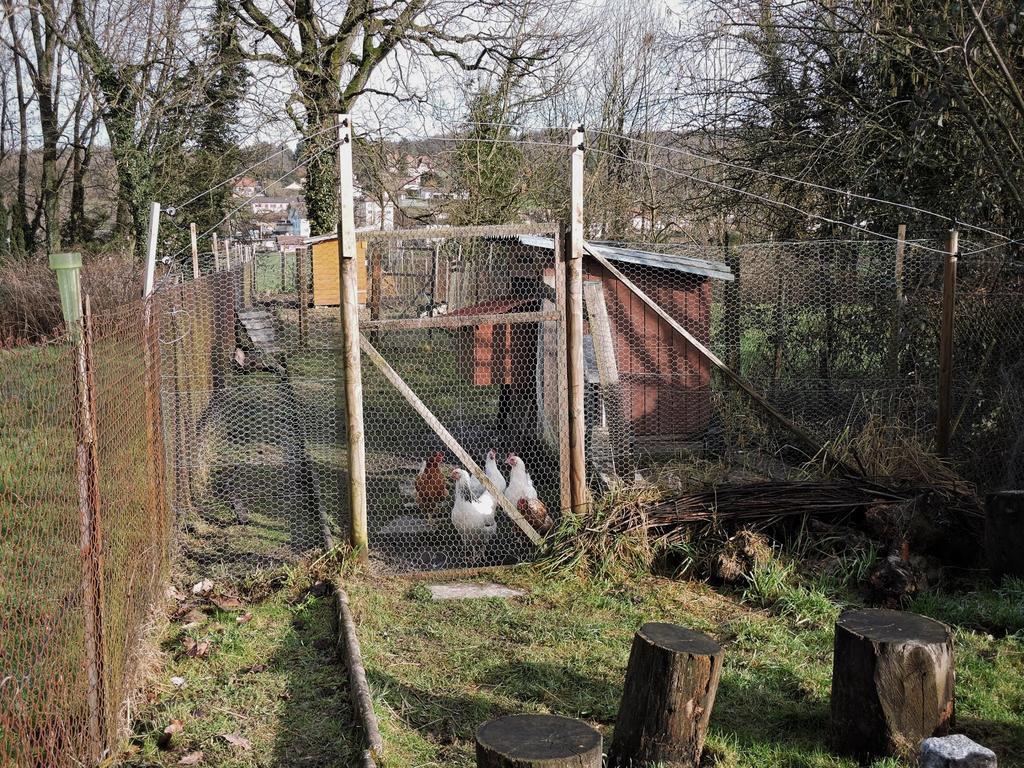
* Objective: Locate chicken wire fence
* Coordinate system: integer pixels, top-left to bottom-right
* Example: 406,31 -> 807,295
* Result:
0,297 -> 171,767
581,237 -> 1024,493
358,224 -> 567,571
159,254 -> 341,581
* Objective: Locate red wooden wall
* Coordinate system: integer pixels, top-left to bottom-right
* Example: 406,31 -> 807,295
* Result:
583,260 -> 713,438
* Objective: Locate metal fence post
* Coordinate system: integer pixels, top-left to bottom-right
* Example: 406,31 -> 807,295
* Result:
49,252 -> 106,761
937,228 -> 959,456
337,114 -> 369,557
566,125 -> 589,514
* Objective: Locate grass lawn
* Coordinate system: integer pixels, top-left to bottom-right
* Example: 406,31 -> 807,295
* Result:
345,563 -> 1024,768
120,578 -> 360,767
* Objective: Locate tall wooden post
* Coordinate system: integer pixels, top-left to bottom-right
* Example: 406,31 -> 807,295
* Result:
337,114 -> 369,558
49,253 -> 106,761
554,230 -> 572,515
212,232 -> 220,271
189,222 -> 200,279
566,125 -> 588,513
297,246 -> 308,346
888,223 -> 907,378
937,228 -> 958,457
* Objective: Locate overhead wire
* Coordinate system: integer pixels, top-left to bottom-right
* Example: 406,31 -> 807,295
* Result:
587,127 -> 1018,247
167,134 -> 346,261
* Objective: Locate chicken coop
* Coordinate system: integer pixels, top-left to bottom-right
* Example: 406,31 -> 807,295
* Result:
472,236 -> 734,467
356,224 -> 568,571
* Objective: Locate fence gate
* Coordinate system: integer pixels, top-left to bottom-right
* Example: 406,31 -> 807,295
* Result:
357,224 -> 569,571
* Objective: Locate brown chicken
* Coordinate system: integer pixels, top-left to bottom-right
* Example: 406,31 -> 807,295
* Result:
415,451 -> 448,524
517,497 -> 554,536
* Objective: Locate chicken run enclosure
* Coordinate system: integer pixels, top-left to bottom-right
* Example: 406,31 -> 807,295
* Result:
165,223 -> 574,574
164,223 -> 1024,577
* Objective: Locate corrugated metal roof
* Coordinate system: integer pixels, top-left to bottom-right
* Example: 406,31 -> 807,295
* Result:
515,235 -> 734,282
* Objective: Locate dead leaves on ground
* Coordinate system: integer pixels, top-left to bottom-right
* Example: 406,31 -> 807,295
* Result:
220,732 -> 253,751
182,637 -> 210,658
178,752 -> 204,765
157,718 -> 184,749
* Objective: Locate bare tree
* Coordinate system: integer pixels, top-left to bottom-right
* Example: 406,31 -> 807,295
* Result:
231,0 -> 584,235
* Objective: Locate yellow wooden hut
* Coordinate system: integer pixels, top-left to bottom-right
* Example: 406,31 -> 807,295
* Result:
308,234 -> 369,306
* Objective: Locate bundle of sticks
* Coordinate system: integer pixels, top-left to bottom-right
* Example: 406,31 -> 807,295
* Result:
634,478 -> 982,549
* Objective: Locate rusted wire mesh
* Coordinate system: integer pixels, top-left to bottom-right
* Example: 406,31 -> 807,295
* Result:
0,293 -> 171,766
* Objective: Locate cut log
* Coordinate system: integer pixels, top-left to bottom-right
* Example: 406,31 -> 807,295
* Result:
607,623 -> 723,768
985,490 -> 1024,579
475,714 -> 602,768
830,608 -> 954,760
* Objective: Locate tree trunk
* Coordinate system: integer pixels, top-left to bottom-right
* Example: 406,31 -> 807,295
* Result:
830,608 -> 954,760
984,490 -> 1024,579
476,714 -> 602,768
607,623 -> 724,768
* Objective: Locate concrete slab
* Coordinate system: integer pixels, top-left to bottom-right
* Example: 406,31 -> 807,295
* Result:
428,582 -> 525,601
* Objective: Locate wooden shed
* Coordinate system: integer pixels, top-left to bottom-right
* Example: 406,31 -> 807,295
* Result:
516,239 -> 733,444
308,234 -> 370,306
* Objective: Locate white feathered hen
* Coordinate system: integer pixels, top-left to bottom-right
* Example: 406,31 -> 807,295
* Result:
505,453 -> 537,507
485,449 -> 507,494
450,468 -> 497,563
467,449 -> 507,499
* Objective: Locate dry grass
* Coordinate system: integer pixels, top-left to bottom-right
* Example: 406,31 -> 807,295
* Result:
0,254 -> 141,344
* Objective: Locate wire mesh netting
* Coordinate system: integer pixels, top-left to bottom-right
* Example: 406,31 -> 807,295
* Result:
579,237 -> 1024,492
0,296 -> 171,766
159,256 -> 341,581
358,224 -> 567,570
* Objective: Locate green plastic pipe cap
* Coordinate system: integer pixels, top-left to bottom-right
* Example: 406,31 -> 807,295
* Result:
49,252 -> 82,271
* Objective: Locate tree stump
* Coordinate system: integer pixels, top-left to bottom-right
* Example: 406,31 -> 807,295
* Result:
985,490 -> 1024,579
607,623 -> 723,768
475,714 -> 601,768
830,608 -> 954,760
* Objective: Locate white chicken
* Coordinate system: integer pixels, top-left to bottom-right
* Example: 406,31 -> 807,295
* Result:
450,468 -> 497,564
466,449 -> 506,498
485,449 -> 507,494
505,453 -> 537,507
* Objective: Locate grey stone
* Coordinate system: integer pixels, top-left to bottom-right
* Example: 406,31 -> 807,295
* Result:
920,735 -> 997,768
428,582 -> 525,601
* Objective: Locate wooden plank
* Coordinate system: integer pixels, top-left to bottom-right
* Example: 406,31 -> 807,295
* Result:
566,126 -> 589,512
937,229 -> 958,457
554,230 -> 572,515
586,244 -> 855,473
359,332 -> 543,545
337,115 -> 369,556
361,310 -> 558,332
190,222 -> 200,279
361,222 -> 557,242
583,280 -> 629,473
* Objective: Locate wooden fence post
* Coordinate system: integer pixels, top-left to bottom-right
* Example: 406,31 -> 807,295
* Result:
937,228 -> 958,457
190,222 -> 200,279
212,232 -> 220,271
554,229 -> 572,515
566,125 -> 589,514
337,114 -> 369,558
49,252 -> 106,761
